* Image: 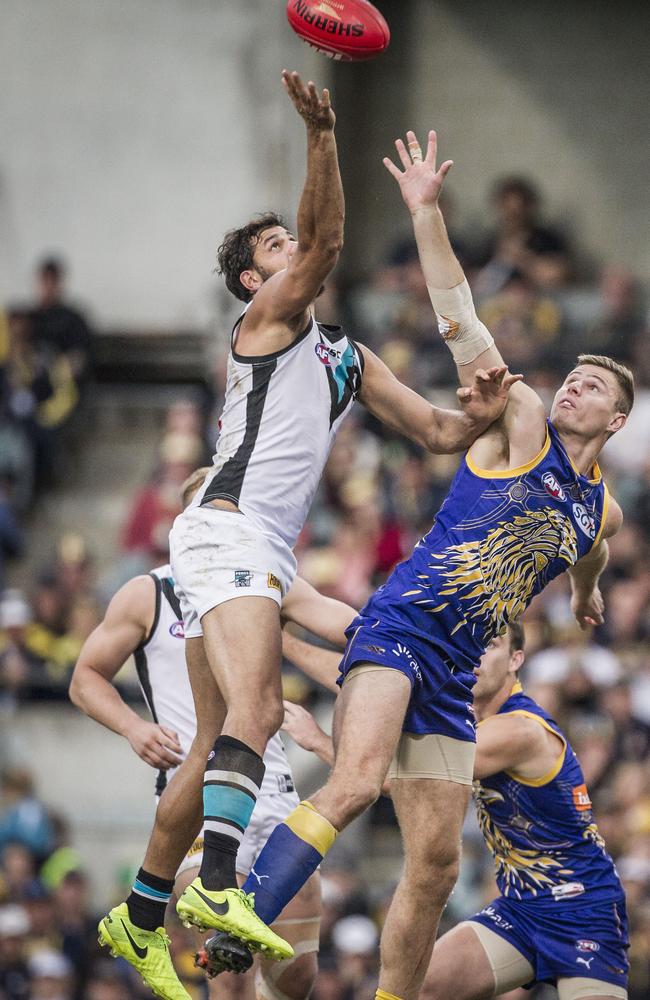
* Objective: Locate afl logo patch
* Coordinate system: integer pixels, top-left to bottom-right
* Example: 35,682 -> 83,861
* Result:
169,621 -> 185,639
576,940 -> 600,953
572,502 -> 596,540
315,342 -> 341,366
543,472 -> 565,501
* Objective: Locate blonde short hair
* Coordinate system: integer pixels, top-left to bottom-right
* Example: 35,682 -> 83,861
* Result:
180,467 -> 211,509
576,354 -> 634,415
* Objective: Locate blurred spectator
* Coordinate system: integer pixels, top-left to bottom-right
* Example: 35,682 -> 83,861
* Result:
477,270 -> 564,374
31,257 -> 93,389
121,431 -> 203,568
1,307 -> 78,491
0,903 -> 31,999
475,175 -> 573,296
27,948 -> 73,1000
0,592 -> 42,706
331,915 -> 378,1000
0,477 -> 24,590
0,769 -> 55,861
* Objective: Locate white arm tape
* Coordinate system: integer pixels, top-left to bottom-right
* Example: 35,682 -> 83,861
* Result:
427,277 -> 494,365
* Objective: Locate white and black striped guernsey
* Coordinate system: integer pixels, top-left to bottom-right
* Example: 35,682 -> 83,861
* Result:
193,308 -> 364,549
134,565 -> 296,797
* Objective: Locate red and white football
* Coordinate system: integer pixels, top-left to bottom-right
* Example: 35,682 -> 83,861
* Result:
286,0 -> 390,62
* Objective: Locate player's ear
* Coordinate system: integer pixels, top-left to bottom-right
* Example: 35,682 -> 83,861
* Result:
239,269 -> 262,296
511,650 -> 525,673
607,411 -> 626,435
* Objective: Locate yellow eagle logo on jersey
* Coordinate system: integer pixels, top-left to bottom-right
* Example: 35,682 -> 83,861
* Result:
429,508 -> 578,635
473,784 -> 569,897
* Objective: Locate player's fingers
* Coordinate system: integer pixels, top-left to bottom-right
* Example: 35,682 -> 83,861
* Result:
438,159 -> 454,178
406,130 -> 423,163
503,372 -> 524,389
383,156 -> 403,180
474,368 -> 490,382
457,386 -> 473,401
395,137 -> 412,170
307,80 -> 319,104
158,746 -> 182,767
321,87 -> 331,108
425,129 -> 437,165
160,726 -> 182,750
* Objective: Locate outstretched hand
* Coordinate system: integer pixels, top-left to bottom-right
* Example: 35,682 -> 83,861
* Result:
383,130 -> 452,214
457,366 -> 523,424
282,69 -> 335,132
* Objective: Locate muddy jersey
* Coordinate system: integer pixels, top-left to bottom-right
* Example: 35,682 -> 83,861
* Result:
192,308 -> 364,551
473,685 -> 623,903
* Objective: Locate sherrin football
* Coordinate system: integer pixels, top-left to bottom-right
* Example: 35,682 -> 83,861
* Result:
286,0 -> 390,62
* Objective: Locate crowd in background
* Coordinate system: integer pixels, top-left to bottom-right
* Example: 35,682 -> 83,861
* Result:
1,176 -> 650,997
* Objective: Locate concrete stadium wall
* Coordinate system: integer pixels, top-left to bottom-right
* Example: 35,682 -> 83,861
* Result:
0,0 -> 322,327
2,1 -> 647,327
332,0 -> 650,279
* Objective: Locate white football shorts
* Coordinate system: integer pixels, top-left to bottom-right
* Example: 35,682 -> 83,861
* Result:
169,504 -> 297,639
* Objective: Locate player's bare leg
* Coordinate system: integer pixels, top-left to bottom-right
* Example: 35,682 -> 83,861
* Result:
224,666 -> 411,953
144,637 -> 226,878
309,668 -> 411,828
98,637 -> 225,1000
378,777 -> 471,1000
176,598 -> 296,961
200,597 -> 284,755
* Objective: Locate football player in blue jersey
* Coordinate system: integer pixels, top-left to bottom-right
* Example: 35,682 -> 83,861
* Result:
212,130 -> 634,1000
281,626 -> 629,1000
421,622 -> 628,1000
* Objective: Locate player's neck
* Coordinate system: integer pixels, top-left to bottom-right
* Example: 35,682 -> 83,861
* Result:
474,679 -> 515,722
555,426 -> 604,479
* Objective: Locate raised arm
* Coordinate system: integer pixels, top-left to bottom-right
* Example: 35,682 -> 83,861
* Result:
358,344 -> 521,454
383,130 -> 547,463
69,576 -> 182,770
245,71 -> 343,335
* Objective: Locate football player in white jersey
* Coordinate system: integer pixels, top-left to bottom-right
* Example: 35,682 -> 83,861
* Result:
95,70 -> 519,998
70,470 -> 348,1000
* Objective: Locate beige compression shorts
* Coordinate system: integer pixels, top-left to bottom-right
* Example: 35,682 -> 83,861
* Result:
344,664 -> 476,785
466,922 -> 628,999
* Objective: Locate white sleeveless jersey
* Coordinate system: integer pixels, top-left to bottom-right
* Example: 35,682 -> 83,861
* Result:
192,309 -> 364,549
134,566 -> 295,797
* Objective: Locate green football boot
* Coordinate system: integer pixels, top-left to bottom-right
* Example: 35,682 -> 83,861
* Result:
176,878 -> 294,962
98,903 -> 192,1000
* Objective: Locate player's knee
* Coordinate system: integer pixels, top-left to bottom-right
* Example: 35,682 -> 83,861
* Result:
228,692 -> 284,742
405,843 -> 460,900
332,774 -> 382,823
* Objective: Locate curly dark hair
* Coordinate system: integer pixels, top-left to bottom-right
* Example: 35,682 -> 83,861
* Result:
216,212 -> 287,303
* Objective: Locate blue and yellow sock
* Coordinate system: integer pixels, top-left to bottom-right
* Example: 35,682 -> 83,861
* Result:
242,801 -> 337,923
126,868 -> 174,930
200,735 -> 265,891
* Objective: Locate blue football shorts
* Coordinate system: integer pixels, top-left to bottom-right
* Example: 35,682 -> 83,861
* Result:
471,893 -> 629,991
338,614 -> 477,742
